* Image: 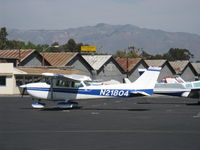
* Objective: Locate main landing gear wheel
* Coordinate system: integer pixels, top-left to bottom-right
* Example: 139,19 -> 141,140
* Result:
57,101 -> 78,109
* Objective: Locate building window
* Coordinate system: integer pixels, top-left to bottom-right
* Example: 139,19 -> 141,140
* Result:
25,76 -> 33,84
0,76 -> 6,86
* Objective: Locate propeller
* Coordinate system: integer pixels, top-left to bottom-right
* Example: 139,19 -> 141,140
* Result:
20,84 -> 27,97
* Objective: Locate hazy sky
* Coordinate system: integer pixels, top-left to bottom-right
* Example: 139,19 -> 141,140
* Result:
1,0 -> 200,34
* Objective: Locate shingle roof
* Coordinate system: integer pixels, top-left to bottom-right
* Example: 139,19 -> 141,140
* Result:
0,49 -> 35,62
115,58 -> 142,72
82,55 -> 112,70
42,52 -> 78,67
145,59 -> 167,67
169,60 -> 190,74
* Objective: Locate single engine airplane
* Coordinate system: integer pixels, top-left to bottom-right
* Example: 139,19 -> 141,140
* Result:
20,66 -> 161,109
137,69 -> 191,97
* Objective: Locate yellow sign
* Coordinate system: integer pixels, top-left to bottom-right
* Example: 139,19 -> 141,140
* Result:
81,46 -> 96,52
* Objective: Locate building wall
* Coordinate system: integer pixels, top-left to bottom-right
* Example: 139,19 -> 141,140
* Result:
67,55 -> 93,77
128,62 -> 147,82
157,64 -> 174,82
20,52 -> 49,66
181,66 -> 196,81
128,62 -> 175,82
96,59 -> 124,82
0,63 -> 20,94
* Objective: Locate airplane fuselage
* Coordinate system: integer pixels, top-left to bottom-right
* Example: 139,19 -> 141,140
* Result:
25,82 -> 153,100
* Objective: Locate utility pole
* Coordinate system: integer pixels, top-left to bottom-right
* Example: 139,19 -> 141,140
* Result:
18,47 -> 21,66
126,47 -> 130,78
126,56 -> 129,78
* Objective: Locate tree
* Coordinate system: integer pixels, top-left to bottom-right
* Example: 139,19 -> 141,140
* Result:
25,41 -> 37,49
75,42 -> 84,52
0,27 -> 8,49
61,39 -> 85,52
61,39 -> 76,52
127,50 -> 138,58
113,45 -> 140,58
7,40 -> 26,49
140,50 -> 153,59
67,39 -> 77,52
163,48 -> 193,61
113,50 -> 127,58
152,54 -> 164,59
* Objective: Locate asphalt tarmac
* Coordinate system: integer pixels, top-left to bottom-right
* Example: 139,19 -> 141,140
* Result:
0,96 -> 200,150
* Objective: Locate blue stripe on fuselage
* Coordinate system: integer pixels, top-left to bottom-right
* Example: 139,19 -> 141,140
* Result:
147,69 -> 160,72
26,87 -> 153,97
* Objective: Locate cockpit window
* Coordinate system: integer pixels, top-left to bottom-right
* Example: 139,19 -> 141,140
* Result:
84,81 -> 92,86
45,78 -> 52,85
71,81 -> 83,88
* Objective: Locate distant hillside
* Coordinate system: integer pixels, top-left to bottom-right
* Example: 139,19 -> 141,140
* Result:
7,23 -> 200,60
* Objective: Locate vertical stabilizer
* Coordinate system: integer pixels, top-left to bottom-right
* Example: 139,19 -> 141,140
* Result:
132,67 -> 161,90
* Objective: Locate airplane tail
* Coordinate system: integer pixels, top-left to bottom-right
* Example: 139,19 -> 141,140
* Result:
131,66 -> 161,90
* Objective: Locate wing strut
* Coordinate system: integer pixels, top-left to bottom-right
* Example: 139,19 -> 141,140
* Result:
50,78 -> 54,100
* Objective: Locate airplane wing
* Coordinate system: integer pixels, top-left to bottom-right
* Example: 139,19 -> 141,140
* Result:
42,73 -> 92,81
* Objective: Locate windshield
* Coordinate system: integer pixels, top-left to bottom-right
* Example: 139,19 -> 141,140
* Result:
45,78 -> 51,85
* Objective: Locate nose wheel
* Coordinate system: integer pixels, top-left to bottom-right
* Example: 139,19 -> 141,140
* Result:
31,102 -> 46,109
31,99 -> 46,109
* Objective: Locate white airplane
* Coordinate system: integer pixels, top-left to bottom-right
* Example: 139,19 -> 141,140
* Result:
20,67 -> 161,109
137,69 -> 191,97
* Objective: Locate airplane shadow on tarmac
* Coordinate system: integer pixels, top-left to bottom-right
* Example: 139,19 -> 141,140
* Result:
39,107 -> 150,112
186,102 -> 200,106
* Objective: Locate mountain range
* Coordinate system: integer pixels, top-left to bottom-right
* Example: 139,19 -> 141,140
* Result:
7,23 -> 200,60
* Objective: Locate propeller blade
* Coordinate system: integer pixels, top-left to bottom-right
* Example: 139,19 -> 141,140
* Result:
20,84 -> 27,98
21,87 -> 26,97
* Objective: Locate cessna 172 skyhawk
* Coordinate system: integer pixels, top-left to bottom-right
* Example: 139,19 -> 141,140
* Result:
20,67 -> 161,109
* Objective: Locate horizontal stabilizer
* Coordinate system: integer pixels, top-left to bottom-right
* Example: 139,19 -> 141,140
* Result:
130,91 -> 150,96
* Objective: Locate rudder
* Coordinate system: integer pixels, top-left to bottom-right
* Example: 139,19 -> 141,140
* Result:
131,66 -> 161,90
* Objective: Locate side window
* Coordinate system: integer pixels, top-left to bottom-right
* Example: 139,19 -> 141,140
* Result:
56,80 -> 83,88
0,76 -> 6,86
56,79 -> 71,87
64,81 -> 70,87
